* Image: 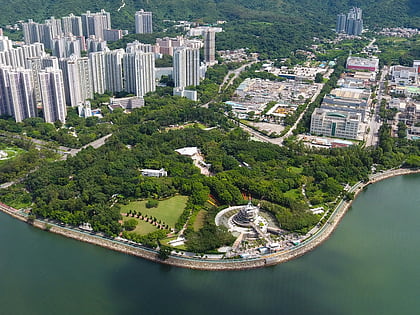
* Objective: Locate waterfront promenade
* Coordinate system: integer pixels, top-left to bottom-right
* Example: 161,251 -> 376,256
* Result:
0,167 -> 419,271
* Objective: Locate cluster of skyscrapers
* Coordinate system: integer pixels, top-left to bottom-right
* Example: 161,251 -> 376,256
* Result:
0,9 -> 216,124
336,7 -> 363,36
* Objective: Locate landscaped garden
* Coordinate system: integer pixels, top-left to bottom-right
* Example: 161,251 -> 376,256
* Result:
120,195 -> 188,229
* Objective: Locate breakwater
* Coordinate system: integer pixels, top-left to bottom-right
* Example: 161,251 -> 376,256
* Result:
1,168 -> 419,271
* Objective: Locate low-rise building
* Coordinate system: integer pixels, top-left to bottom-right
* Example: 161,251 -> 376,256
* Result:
346,56 -> 379,72
390,65 -> 418,85
310,108 -> 361,139
140,168 -> 168,177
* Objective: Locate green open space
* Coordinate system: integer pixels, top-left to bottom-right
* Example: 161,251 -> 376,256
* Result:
120,195 -> 188,228
0,146 -> 26,162
284,188 -> 302,200
192,209 -> 207,232
122,217 -> 158,235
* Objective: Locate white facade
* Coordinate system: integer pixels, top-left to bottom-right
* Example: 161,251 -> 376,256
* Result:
81,10 -> 111,39
104,49 -> 124,93
173,47 -> 200,88
135,10 -> 153,34
123,51 -> 155,97
390,65 -> 418,85
310,108 -> 361,139
65,55 -> 93,107
62,13 -> 83,36
0,66 -> 37,122
38,67 -> 66,123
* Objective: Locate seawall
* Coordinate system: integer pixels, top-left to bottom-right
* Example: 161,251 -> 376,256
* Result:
1,168 -> 419,271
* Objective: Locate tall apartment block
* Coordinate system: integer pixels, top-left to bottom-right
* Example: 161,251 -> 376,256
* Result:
60,55 -> 93,107
0,66 -> 37,122
204,30 -> 216,64
81,10 -> 111,40
135,10 -> 153,34
336,7 -> 363,36
0,43 -> 45,68
26,55 -> 59,104
104,49 -> 124,93
38,67 -> 67,123
173,47 -> 200,88
123,51 -> 155,97
89,51 -> 106,94
62,13 -> 83,36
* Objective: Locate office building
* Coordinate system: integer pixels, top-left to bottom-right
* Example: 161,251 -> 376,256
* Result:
38,67 -> 66,123
123,51 -> 155,97
135,10 -> 153,34
310,108 -> 361,139
173,47 -> 200,88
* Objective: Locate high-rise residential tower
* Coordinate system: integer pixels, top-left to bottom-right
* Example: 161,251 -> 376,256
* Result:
61,55 -> 93,107
123,51 -> 155,97
135,10 -> 153,34
0,66 -> 37,122
81,10 -> 111,39
38,67 -> 67,123
173,47 -> 200,88
204,30 -> 216,64
336,7 -> 363,36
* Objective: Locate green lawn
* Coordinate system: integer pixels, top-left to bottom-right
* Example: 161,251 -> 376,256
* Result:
192,210 -> 207,231
120,195 -> 188,228
284,189 -> 302,200
122,217 -> 157,235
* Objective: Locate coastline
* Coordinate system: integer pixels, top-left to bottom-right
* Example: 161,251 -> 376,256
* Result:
1,167 -> 419,271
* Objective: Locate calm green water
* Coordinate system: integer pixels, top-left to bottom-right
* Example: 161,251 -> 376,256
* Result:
1,174 -> 420,315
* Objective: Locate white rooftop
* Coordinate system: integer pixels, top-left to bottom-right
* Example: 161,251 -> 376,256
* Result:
175,147 -> 199,156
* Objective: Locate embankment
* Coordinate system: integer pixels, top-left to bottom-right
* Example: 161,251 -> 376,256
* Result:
1,168 -> 419,271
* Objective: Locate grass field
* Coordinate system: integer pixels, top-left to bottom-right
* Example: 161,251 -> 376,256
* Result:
284,189 -> 302,200
192,210 -> 207,231
122,217 -> 157,235
120,195 -> 188,228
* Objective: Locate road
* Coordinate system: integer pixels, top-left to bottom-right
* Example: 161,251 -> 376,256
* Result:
0,133 -> 113,189
61,133 -> 113,159
219,60 -> 258,93
365,66 -> 387,147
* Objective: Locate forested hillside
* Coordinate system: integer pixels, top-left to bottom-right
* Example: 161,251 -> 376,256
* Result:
1,0 -> 418,30
3,1 -> 418,58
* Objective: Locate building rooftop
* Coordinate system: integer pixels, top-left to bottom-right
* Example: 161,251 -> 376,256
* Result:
346,56 -> 379,69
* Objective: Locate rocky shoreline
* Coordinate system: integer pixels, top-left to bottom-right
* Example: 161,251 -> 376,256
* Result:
1,168 -> 419,271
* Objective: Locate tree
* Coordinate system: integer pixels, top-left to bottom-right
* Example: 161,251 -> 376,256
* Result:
158,245 -> 171,260
146,199 -> 159,208
123,218 -> 138,231
315,72 -> 324,83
